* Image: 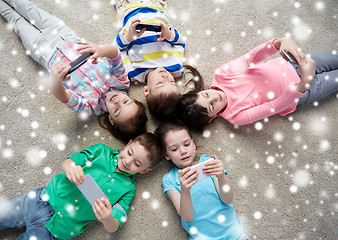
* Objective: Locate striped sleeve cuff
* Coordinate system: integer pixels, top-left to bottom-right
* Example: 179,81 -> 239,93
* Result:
115,32 -> 130,50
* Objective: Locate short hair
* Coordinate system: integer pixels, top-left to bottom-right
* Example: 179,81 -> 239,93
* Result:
155,120 -> 192,149
178,91 -> 211,132
146,92 -> 182,121
133,132 -> 163,168
98,100 -> 148,143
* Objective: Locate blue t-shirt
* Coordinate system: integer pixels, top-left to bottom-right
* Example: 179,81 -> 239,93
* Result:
162,155 -> 243,240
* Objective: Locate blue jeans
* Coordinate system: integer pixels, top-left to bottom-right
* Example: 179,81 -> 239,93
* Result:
292,52 -> 338,106
0,187 -> 60,240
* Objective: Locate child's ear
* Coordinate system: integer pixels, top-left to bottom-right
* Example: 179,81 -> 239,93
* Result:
139,168 -> 152,174
108,114 -> 114,125
164,153 -> 171,161
208,115 -> 217,123
143,86 -> 149,97
124,139 -> 133,149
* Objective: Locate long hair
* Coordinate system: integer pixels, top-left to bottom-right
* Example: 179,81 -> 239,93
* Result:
178,91 -> 210,132
146,64 -> 204,121
98,100 -> 148,143
177,65 -> 210,131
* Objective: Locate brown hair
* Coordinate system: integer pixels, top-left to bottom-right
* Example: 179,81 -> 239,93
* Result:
155,120 -> 192,150
178,91 -> 211,132
98,100 -> 148,143
133,132 -> 163,168
146,64 -> 204,121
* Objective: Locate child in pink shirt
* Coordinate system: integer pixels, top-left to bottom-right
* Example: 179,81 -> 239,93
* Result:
179,38 -> 338,130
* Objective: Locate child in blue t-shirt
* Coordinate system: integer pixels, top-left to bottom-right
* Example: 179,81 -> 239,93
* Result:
155,121 -> 250,240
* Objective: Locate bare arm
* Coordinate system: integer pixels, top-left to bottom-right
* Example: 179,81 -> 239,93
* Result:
167,167 -> 198,222
93,197 -> 119,233
50,62 -> 72,103
78,41 -> 120,64
203,156 -> 233,204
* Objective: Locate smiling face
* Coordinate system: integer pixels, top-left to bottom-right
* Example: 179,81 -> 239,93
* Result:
117,140 -> 152,175
195,89 -> 227,118
106,92 -> 139,125
163,129 -> 196,169
143,67 -> 179,97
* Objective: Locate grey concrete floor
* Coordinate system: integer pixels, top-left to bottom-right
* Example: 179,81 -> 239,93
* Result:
0,0 -> 337,239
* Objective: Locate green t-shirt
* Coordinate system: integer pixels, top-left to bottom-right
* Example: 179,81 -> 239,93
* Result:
44,144 -> 136,239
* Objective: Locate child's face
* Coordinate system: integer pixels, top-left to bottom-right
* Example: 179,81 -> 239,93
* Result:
117,140 -> 152,175
106,92 -> 139,124
164,129 -> 196,169
195,89 -> 227,117
143,67 -> 179,97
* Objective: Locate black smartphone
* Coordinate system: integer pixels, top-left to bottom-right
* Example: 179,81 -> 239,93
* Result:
68,53 -> 93,74
136,23 -> 162,32
281,49 -> 297,64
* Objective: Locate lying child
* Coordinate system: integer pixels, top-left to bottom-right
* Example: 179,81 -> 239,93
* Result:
0,132 -> 162,239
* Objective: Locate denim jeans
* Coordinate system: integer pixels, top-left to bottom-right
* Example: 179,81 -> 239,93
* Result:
0,187 -> 61,240
292,52 -> 338,106
0,0 -> 78,69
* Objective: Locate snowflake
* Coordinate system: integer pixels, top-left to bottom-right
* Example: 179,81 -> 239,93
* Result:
142,191 -> 150,199
253,211 -> 262,220
26,147 -> 47,166
293,170 -> 311,187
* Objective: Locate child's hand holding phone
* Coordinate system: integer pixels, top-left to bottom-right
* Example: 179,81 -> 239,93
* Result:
178,167 -> 198,190
93,197 -> 112,223
125,19 -> 146,42
202,155 -> 225,177
157,22 -> 172,42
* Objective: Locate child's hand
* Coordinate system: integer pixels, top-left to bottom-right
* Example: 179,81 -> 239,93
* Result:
50,62 -> 71,83
278,38 -> 306,65
296,55 -> 316,93
178,167 -> 198,190
65,163 -> 84,185
93,197 -> 112,224
203,155 -> 225,177
157,22 -> 172,42
125,19 -> 146,42
77,41 -> 105,64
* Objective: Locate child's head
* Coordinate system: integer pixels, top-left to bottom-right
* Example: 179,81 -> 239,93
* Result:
143,67 -> 181,120
155,120 -> 196,169
117,132 -> 163,174
179,89 -> 226,131
99,92 -> 148,143
144,65 -> 203,121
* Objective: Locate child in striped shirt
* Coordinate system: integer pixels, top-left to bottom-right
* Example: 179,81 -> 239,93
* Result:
114,1 -> 191,120
0,0 -> 147,143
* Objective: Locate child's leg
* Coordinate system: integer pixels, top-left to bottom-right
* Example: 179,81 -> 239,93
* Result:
297,52 -> 338,105
0,0 -> 77,69
0,187 -> 56,239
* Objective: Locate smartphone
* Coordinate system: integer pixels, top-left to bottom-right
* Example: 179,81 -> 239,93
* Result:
136,23 -> 162,32
77,174 -> 107,205
281,49 -> 297,64
68,52 -> 93,74
190,158 -> 214,182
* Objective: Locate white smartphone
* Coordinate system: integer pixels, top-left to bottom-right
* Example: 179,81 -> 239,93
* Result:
190,158 -> 214,182
77,174 -> 107,205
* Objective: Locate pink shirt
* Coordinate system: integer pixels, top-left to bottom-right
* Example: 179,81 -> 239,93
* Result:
212,39 -> 304,126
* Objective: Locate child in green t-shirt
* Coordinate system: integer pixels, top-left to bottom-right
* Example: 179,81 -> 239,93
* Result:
0,133 -> 162,239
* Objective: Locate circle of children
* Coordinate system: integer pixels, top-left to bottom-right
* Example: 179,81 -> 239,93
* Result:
0,0 -> 337,239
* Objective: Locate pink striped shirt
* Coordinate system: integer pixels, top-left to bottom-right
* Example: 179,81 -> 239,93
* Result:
48,38 -> 129,115
212,39 -> 304,125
